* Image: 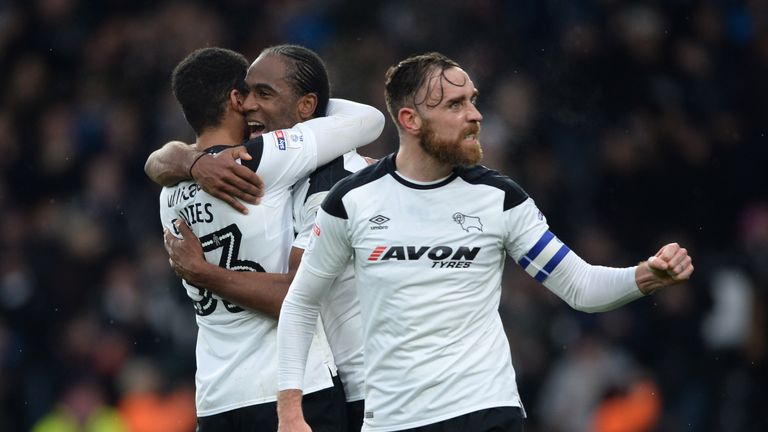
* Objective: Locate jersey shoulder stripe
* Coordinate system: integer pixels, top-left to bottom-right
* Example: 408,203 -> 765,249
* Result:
321,153 -> 393,219
241,137 -> 265,172
305,155 -> 352,204
456,165 -> 528,211
202,137 -> 265,173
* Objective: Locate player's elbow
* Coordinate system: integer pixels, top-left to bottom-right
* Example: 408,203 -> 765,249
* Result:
144,155 -> 157,181
570,302 -> 611,313
144,152 -> 170,186
360,109 -> 386,144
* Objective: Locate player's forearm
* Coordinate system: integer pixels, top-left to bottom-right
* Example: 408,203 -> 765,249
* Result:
145,141 -> 200,186
544,253 -> 644,313
634,261 -> 669,295
277,389 -> 305,427
187,261 -> 289,318
277,266 -> 331,391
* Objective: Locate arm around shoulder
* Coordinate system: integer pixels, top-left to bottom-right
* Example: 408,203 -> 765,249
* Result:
145,140 -> 201,186
326,98 -> 386,144
308,98 -> 385,166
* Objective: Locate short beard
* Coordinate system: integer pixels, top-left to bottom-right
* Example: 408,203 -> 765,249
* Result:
419,122 -> 483,167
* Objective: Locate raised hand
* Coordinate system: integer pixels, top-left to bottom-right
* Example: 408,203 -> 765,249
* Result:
635,242 -> 694,294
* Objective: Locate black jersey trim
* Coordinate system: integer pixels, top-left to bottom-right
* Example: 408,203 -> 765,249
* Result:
304,156 -> 353,204
204,144 -> 234,154
321,154 -> 392,219
201,138 -> 264,173
386,154 -> 459,189
455,165 -> 529,211
241,137 -> 265,172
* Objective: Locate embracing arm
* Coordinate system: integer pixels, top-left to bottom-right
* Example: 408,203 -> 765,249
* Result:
146,141 -> 264,213
145,141 -> 202,187
306,98 -> 385,166
164,219 -> 306,319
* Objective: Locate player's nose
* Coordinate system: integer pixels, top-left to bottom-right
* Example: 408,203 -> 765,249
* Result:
242,94 -> 260,111
467,102 -> 483,122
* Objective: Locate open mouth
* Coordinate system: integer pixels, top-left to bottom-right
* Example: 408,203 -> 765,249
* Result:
247,121 -> 266,138
464,125 -> 480,142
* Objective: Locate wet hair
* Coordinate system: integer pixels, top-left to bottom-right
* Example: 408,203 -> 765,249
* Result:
171,47 -> 249,135
260,44 -> 330,117
384,52 -> 462,128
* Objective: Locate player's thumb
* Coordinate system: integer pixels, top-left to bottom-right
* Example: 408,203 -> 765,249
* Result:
235,145 -> 252,161
175,219 -> 192,238
647,255 -> 668,271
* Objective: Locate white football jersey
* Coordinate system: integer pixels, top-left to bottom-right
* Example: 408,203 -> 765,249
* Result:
304,155 -> 543,430
159,99 -> 385,416
292,151 -> 368,402
280,154 -> 643,431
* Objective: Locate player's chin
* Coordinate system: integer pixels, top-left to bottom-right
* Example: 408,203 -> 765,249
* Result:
460,143 -> 483,166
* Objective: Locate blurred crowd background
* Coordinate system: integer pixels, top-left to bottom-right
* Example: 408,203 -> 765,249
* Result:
1,0 -> 766,431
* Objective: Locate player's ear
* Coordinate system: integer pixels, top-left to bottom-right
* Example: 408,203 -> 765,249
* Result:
297,93 -> 318,121
398,107 -> 421,136
230,89 -> 245,113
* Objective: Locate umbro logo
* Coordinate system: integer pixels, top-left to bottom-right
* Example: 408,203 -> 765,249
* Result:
369,215 -> 390,230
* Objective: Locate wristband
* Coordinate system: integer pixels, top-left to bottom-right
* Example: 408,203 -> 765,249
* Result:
189,152 -> 208,180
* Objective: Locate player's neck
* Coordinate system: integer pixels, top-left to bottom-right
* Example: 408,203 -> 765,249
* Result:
196,127 -> 243,152
395,139 -> 453,181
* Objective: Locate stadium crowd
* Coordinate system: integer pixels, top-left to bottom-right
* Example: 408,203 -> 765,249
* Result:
0,0 -> 766,431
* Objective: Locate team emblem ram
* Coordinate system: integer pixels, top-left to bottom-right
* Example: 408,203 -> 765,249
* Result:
453,212 -> 483,232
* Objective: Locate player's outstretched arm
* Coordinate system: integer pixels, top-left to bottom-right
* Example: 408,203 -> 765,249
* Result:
635,242 -> 694,295
163,219 -> 295,318
540,240 -> 694,313
146,141 -> 265,213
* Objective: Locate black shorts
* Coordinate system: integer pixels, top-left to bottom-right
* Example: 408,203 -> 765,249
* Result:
196,373 -> 348,432
393,406 -> 524,432
346,399 -> 364,432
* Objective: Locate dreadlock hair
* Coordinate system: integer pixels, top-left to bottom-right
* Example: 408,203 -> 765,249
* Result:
171,47 -> 249,135
260,44 -> 330,118
384,52 -> 462,130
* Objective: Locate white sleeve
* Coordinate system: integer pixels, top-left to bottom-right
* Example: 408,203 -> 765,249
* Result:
505,198 -> 644,312
293,190 -> 326,250
296,98 -> 385,167
542,253 -> 644,312
277,266 -> 335,391
253,99 -> 383,191
277,208 -> 353,390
